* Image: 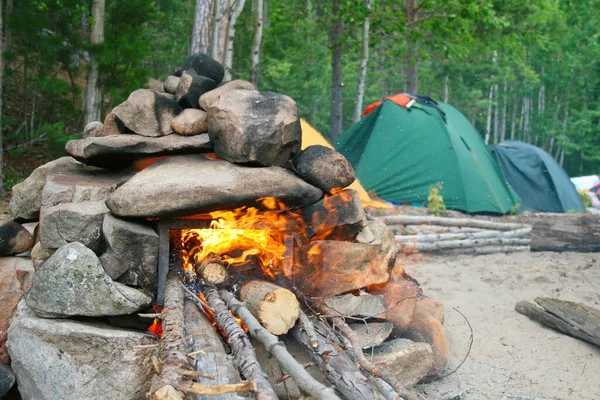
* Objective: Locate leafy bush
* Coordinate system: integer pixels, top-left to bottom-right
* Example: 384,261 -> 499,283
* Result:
578,190 -> 592,208
3,168 -> 24,190
37,122 -> 70,157
427,183 -> 447,216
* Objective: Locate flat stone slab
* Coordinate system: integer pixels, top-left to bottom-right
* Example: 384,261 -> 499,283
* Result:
370,338 -> 434,388
7,301 -> 155,400
106,155 -> 323,218
65,133 -> 213,169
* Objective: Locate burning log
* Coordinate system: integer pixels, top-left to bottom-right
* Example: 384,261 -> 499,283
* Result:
291,323 -> 387,400
195,255 -> 229,285
238,280 -> 300,335
515,297 -> 600,347
149,273 -> 257,399
220,289 -> 340,400
203,285 -> 278,400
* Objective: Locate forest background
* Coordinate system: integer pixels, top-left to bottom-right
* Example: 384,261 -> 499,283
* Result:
0,0 -> 598,195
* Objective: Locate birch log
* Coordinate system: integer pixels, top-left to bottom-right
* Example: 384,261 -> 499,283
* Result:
395,227 -> 531,242
378,215 -> 529,231
400,237 -> 530,252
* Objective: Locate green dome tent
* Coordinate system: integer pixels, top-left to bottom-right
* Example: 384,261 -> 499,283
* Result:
489,141 -> 585,213
334,96 -> 520,214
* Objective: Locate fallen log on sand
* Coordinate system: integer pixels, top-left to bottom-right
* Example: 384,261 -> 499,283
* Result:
400,237 -> 530,252
395,227 -> 531,242
515,297 -> 600,347
378,215 -> 529,231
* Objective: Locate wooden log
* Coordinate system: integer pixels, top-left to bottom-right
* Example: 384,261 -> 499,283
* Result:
195,255 -> 228,285
515,297 -> 600,347
400,237 -> 530,252
322,293 -> 386,318
505,213 -> 600,252
203,285 -> 278,400
395,227 -> 531,242
433,245 -> 530,255
378,215 -> 529,231
238,280 -> 300,335
291,323 -> 387,400
183,299 -> 244,400
221,289 -> 341,400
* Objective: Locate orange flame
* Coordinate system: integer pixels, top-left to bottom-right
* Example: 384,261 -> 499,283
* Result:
147,305 -> 164,338
180,198 -> 302,279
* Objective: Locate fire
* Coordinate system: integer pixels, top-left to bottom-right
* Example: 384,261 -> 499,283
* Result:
198,292 -> 248,334
147,305 -> 164,338
180,198 -> 302,279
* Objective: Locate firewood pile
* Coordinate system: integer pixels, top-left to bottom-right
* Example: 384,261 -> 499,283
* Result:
2,53 -> 448,400
377,215 -> 532,255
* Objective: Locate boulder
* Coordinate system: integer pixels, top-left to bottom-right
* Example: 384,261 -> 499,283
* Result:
9,157 -> 83,221
112,89 -> 181,137
291,241 -> 391,297
370,339 -> 434,388
65,133 -> 213,169
0,257 -> 34,364
30,243 -> 54,270
0,221 -> 34,255
106,155 -> 322,218
99,248 -> 128,280
41,167 -> 132,209
102,214 -> 158,293
163,75 -> 180,94
175,69 -> 217,109
103,112 -> 127,136
349,322 -> 393,349
7,301 -> 155,400
181,53 -> 224,83
293,145 -> 355,193
25,242 -> 152,318
301,189 -> 366,240
199,79 -> 256,110
171,108 -> 208,136
39,201 -> 109,254
82,121 -> 104,138
207,89 -> 301,167
0,363 -> 15,398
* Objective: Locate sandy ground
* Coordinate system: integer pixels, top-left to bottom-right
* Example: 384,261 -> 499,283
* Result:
406,251 -> 600,400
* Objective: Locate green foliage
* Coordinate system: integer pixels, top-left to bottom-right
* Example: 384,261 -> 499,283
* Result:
509,203 -> 521,216
427,183 -> 447,216
579,191 -> 593,209
37,122 -> 70,158
3,168 -> 24,190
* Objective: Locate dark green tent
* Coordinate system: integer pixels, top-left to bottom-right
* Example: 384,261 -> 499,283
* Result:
489,141 -> 585,213
334,97 -> 520,214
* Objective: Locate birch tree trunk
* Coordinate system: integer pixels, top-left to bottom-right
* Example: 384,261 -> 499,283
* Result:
330,0 -> 343,142
210,0 -> 222,59
510,95 -> 518,140
493,83 -> 499,143
500,79 -> 507,142
484,83 -> 494,144
218,0 -> 231,62
191,0 -> 211,54
405,0 -> 418,93
250,0 -> 263,86
352,0 -> 372,123
443,75 -> 449,103
223,0 -> 246,81
84,0 -> 105,125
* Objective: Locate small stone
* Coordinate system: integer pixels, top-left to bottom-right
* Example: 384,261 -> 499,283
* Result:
0,363 -> 15,398
112,89 -> 181,137
301,189 -> 366,240
163,75 -> 180,94
349,322 -> 393,349
0,221 -> 34,255
82,121 -> 104,138
199,79 -> 256,110
293,145 -> 355,193
323,293 -> 386,318
370,338 -> 434,388
25,242 -> 152,318
30,242 -> 55,270
181,53 -> 225,83
99,248 -> 129,280
208,89 -> 301,166
171,108 -> 208,136
176,69 -> 218,109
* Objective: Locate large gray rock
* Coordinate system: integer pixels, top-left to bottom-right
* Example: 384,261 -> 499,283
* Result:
26,242 -> 152,318
208,89 -> 302,167
82,121 -> 104,138
199,79 -> 256,110
293,145 -> 355,193
301,189 -> 366,240
9,157 -> 83,221
41,167 -> 132,208
176,69 -> 217,109
7,300 -> 155,400
102,214 -> 158,294
171,108 -> 208,136
0,257 -> 34,364
0,221 -> 34,255
99,248 -> 129,280
65,133 -> 213,169
112,89 -> 181,137
39,201 -> 109,254
181,53 -> 224,83
370,339 -> 434,388
106,155 -> 323,218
